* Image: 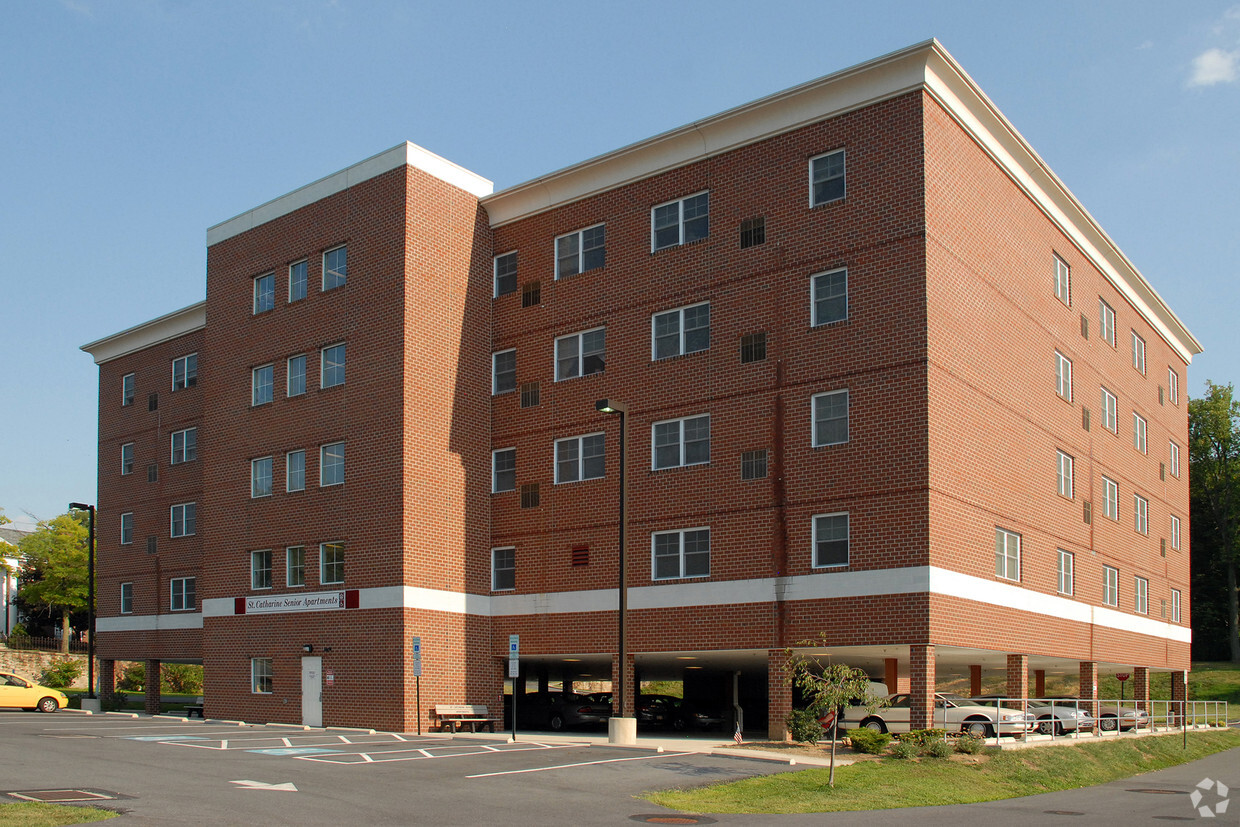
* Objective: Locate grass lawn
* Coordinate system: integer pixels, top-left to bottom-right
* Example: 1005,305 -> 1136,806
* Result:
646,730 -> 1240,814
0,802 -> 118,825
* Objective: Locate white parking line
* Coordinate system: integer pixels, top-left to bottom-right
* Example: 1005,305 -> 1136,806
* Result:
296,741 -> 587,765
466,751 -> 694,778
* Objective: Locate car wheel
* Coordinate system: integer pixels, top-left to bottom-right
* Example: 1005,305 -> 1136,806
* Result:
37,697 -> 60,713
861,718 -> 886,733
963,720 -> 992,738
548,713 -> 565,732
1099,715 -> 1118,731
671,716 -> 688,732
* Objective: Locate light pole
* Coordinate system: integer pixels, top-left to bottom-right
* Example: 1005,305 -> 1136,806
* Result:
69,502 -> 96,699
595,399 -> 634,745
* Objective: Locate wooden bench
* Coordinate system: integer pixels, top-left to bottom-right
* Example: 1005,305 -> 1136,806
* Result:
433,704 -> 494,733
184,696 -> 204,718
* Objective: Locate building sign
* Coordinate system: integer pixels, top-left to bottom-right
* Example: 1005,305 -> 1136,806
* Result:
325,670 -> 335,687
233,589 -> 360,615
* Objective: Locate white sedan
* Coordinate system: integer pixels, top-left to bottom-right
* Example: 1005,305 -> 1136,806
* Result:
842,692 -> 1034,737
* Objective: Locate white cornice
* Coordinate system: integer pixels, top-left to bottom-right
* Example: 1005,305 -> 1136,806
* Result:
80,302 -> 206,365
206,142 -> 494,247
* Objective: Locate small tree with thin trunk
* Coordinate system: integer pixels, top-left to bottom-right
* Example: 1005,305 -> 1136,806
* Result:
785,643 -> 888,787
16,513 -> 90,653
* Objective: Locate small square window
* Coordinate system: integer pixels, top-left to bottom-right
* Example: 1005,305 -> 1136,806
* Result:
555,328 -> 605,380
170,502 -> 196,537
522,280 -> 541,308
148,393 -> 159,412
252,657 -> 273,694
321,343 -> 346,389
254,273 -> 275,314
740,216 -> 766,248
740,333 -> 767,364
651,528 -> 711,579
172,354 -> 197,391
809,149 -> 845,206
652,415 -> 710,470
813,513 -> 849,568
556,224 -> 605,279
521,483 -> 540,509
494,251 -> 517,298
492,547 -> 515,591
652,303 -> 710,360
171,428 -> 197,465
555,433 -> 605,483
146,536 -> 157,555
170,576 -> 196,611
741,449 -> 768,480
147,463 -> 158,483
520,381 -> 540,408
323,245 -> 347,291
321,541 -> 344,584
289,260 -> 308,302
652,192 -> 709,251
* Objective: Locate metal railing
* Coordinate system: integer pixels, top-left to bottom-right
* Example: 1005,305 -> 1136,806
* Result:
0,634 -> 89,654
966,696 -> 1231,747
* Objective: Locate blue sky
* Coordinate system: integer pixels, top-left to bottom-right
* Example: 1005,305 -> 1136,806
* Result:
2,1 -> 1237,531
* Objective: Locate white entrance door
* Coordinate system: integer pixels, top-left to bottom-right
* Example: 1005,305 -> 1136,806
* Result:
301,656 -> 322,727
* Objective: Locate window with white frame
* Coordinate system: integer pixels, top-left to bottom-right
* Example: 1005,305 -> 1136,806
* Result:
995,527 -> 1020,581
1134,493 -> 1148,535
286,450 -> 305,492
321,542 -> 344,584
251,550 -> 272,589
171,428 -> 197,464
1054,254 -> 1070,306
1131,331 -> 1146,374
1168,367 -> 1179,405
289,259 -> 308,302
491,547 -> 515,591
1058,549 -> 1074,595
652,302 -> 710,360
323,245 -> 347,291
120,582 -> 133,614
251,657 -> 273,693
652,527 -> 710,580
812,390 -> 849,447
1101,387 -> 1118,432
120,512 -> 133,545
254,272 -> 275,314
1103,476 -> 1119,520
492,448 -> 515,492
555,328 -> 605,380
555,433 -> 604,483
286,546 -> 305,587
1134,576 -> 1148,614
812,513 -> 849,568
251,456 -> 273,498
252,364 -> 273,406
1133,412 -> 1147,454
1055,351 -> 1072,401
170,502 -> 196,537
1057,450 -> 1074,498
1099,299 -> 1115,346
321,343 -> 345,389
122,373 -> 135,406
170,576 -> 196,611
494,251 -> 517,297
652,414 -> 710,470
1171,514 -> 1181,550
287,354 -> 306,397
172,353 -> 197,390
1169,441 -> 1180,478
811,268 -> 848,326
1171,588 -> 1181,622
492,349 -> 516,395
320,442 -> 344,487
121,442 -> 134,475
809,149 -> 846,206
1103,565 -> 1119,606
555,224 -> 605,279
652,191 -> 709,251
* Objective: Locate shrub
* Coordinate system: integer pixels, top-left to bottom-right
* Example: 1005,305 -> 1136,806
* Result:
161,664 -> 204,695
785,709 -> 824,744
847,728 -> 892,754
899,728 -> 947,748
889,741 -> 918,759
41,659 -> 83,688
116,662 -> 144,691
955,732 -> 985,754
922,738 -> 953,758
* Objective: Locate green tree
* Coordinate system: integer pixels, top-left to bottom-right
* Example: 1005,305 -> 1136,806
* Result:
1188,381 -> 1240,663
15,511 -> 90,653
785,644 -> 887,787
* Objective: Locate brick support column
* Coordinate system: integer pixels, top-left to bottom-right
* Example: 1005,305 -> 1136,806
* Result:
1034,669 -> 1046,699
98,659 -> 116,705
969,664 -> 982,698
1078,661 -> 1098,720
910,644 -> 935,731
1170,670 -> 1188,726
1133,667 -> 1150,718
768,649 -> 791,741
884,658 -> 899,695
144,659 -> 161,715
611,653 -> 635,717
1006,654 -> 1028,706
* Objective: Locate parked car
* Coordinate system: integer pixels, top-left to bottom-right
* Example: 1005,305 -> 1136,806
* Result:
969,695 -> 1096,735
1044,696 -> 1149,731
841,692 -> 1034,737
0,672 -> 68,713
511,691 -> 612,731
635,694 -> 679,728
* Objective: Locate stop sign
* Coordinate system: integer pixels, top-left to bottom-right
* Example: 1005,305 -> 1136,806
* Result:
1116,673 -> 1130,682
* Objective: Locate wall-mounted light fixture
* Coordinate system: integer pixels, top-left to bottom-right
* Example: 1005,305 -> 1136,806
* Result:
302,644 -> 314,653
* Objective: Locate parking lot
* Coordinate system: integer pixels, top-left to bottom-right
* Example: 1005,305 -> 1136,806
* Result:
1,711 -> 796,824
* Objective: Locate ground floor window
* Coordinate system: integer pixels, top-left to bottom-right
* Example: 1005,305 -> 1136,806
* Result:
252,657 -> 273,694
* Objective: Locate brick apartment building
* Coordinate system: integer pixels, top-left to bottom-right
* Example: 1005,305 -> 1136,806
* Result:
82,40 -> 1200,736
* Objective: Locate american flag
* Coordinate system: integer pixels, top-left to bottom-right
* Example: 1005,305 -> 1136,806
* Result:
733,723 -> 743,745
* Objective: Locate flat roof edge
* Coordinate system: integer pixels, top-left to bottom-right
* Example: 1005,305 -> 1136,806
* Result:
206,142 -> 494,247
81,301 -> 207,365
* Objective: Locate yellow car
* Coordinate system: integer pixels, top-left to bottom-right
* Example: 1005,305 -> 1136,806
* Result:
0,671 -> 69,712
